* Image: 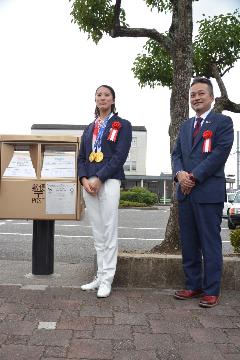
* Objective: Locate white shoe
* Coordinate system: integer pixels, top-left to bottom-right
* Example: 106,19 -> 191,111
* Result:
81,277 -> 101,291
97,283 -> 111,298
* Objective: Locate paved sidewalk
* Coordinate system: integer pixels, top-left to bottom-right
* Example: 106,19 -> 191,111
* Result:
0,284 -> 239,360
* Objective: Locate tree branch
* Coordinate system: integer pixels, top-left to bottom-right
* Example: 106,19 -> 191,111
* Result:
214,97 -> 240,113
211,63 -> 228,97
224,100 -> 240,112
221,65 -> 234,77
111,0 -> 172,54
113,0 -> 121,30
211,62 -> 240,113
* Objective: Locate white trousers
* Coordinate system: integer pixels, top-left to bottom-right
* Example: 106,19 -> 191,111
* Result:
83,177 -> 120,285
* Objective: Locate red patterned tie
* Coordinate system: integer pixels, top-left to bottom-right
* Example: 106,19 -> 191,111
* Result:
192,117 -> 202,145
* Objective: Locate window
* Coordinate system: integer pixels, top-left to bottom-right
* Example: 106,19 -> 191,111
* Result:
131,137 -> 137,147
131,161 -> 136,171
124,161 -> 136,172
124,162 -> 130,171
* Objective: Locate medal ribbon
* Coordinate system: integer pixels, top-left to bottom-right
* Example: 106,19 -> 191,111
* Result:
202,130 -> 213,153
93,113 -> 112,152
202,138 -> 212,152
108,129 -> 118,142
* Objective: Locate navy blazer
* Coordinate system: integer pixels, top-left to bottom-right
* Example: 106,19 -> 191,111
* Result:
77,114 -> 132,183
172,111 -> 234,203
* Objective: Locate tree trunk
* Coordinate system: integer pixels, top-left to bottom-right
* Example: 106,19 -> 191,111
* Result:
151,183 -> 180,253
152,0 -> 193,253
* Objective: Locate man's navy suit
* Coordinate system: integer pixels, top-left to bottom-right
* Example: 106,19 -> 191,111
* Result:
78,114 -> 132,182
172,110 -> 234,295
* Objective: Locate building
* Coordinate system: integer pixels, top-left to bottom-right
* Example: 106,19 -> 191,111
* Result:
31,124 -> 234,203
123,126 -> 147,176
31,123 -> 147,176
30,124 -> 171,202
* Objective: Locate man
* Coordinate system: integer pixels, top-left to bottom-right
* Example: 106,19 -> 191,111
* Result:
172,77 -> 234,307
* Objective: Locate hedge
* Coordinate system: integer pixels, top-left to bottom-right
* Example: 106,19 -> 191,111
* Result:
120,187 -> 158,206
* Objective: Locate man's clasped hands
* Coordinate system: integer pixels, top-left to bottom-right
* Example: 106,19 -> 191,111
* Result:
177,171 -> 196,195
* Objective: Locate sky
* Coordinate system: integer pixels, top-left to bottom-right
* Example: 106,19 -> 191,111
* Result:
0,0 -> 239,177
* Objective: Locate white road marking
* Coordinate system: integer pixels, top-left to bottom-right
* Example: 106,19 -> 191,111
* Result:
56,224 -> 164,230
57,224 -> 93,228
0,232 -> 163,241
0,232 -> 231,243
128,227 -> 163,230
7,223 -> 165,230
55,235 -> 91,238
4,221 -> 230,232
8,222 -> 33,225
0,232 -> 32,236
60,225 -> 166,230
119,237 -> 164,241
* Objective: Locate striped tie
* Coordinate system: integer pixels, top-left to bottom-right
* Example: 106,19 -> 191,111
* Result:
192,117 -> 202,145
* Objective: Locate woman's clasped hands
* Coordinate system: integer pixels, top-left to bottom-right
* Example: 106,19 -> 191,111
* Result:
82,177 -> 102,195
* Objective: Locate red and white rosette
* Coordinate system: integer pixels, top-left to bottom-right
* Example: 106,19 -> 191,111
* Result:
107,121 -> 122,142
202,130 -> 213,153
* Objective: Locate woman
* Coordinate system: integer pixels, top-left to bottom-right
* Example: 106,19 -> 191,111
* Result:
78,85 -> 132,298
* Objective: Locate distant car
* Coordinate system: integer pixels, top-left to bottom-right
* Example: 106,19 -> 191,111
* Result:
223,192 -> 235,218
228,191 -> 240,229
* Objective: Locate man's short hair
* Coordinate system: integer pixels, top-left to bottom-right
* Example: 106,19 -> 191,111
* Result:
190,77 -> 214,96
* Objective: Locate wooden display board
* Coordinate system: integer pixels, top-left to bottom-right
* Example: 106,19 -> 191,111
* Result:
0,135 -> 83,220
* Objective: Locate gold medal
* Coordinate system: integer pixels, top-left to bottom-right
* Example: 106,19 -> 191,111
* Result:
89,151 -> 96,162
95,151 -> 104,162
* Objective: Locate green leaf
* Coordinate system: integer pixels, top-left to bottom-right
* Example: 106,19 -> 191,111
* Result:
144,0 -> 172,13
132,39 -> 173,88
193,9 -> 240,77
70,0 -> 127,43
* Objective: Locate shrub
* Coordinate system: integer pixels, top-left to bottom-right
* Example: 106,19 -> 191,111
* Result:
230,229 -> 240,253
120,187 -> 158,205
119,200 -> 148,208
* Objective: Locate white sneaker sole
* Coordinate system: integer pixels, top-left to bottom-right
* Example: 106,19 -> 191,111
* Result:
81,284 -> 100,291
97,292 -> 111,298
81,287 -> 98,291
97,289 -> 111,298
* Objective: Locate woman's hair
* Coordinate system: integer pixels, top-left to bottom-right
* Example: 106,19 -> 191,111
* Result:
95,85 -> 116,117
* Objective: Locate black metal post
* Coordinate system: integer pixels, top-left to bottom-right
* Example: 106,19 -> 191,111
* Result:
32,220 -> 55,275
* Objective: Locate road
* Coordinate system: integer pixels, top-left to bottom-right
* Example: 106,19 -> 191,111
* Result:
0,206 -> 233,265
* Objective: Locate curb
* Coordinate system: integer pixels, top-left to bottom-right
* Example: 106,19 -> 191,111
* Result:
113,253 -> 240,290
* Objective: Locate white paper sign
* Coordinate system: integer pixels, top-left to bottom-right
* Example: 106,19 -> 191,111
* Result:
3,151 -> 36,178
41,152 -> 75,178
41,167 -> 75,178
45,182 -> 76,214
